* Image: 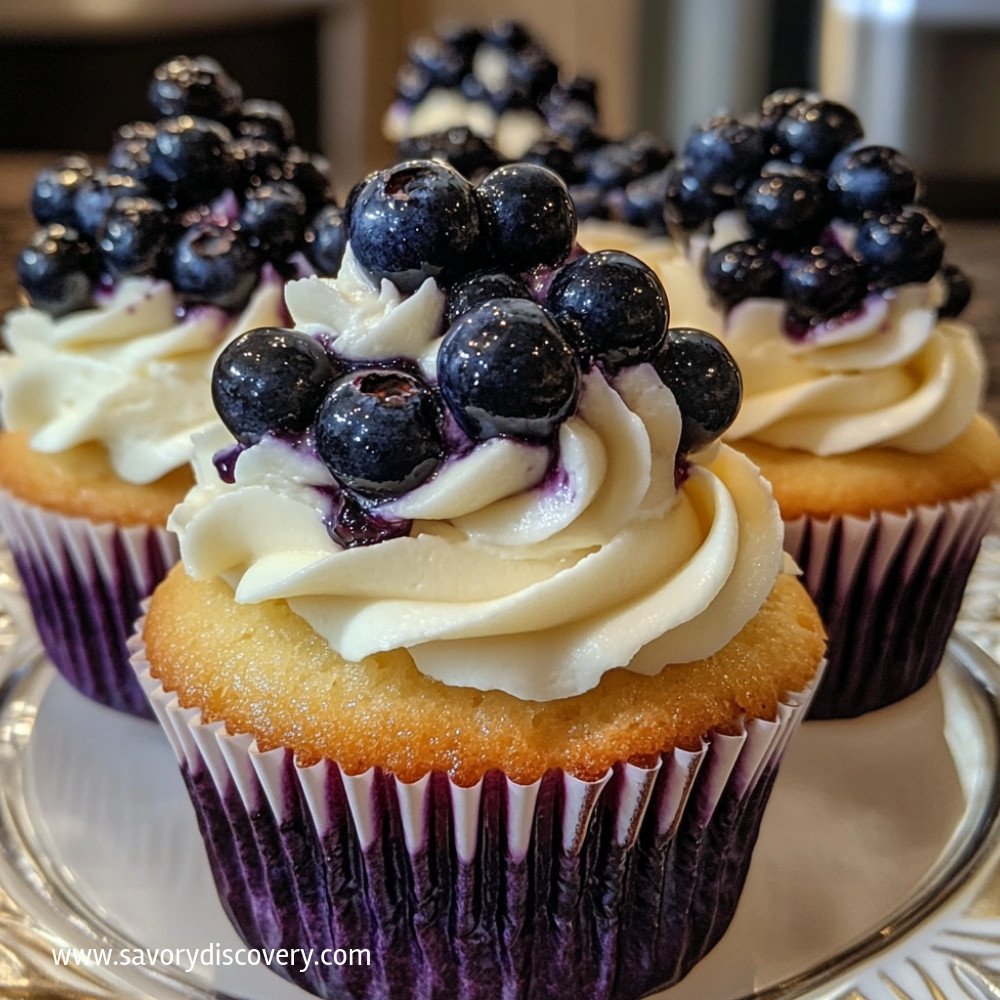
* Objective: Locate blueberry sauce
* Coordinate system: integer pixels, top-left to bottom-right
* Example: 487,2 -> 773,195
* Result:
213,443 -> 246,483
326,490 -> 412,548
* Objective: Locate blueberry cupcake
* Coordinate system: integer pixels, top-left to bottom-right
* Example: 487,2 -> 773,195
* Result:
0,56 -> 343,717
658,91 -> 1000,718
132,159 -> 825,999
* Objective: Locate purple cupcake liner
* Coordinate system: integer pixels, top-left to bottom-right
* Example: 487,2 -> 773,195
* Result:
132,626 -> 820,1000
0,488 -> 177,718
785,485 -> 1000,720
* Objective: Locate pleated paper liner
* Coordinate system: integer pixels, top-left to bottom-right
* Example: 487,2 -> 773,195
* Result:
786,484 -> 1000,719
0,488 -> 176,718
132,623 -> 822,1000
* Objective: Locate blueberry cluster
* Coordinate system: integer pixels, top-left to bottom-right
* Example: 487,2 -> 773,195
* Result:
212,158 -> 742,546
663,89 -> 970,327
18,56 -> 348,318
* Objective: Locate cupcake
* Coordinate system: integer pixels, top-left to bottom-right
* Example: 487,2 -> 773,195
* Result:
0,55 -> 344,717
132,159 -> 825,999
646,91 -> 1000,718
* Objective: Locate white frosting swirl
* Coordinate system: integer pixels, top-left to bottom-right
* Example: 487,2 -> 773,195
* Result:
0,276 -> 287,484
171,253 -> 784,701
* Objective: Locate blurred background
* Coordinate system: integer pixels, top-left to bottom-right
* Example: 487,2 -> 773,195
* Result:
1,0 -> 997,213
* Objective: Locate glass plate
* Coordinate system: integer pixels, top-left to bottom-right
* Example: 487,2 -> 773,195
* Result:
2,553 -> 1000,1000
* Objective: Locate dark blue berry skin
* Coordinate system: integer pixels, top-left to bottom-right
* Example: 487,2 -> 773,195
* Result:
148,55 -> 242,120
108,122 -> 158,188
31,156 -> 94,227
854,208 -> 944,289
567,183 -> 609,221
827,145 -> 918,220
236,99 -> 295,149
683,115 -> 766,196
212,327 -> 340,445
444,270 -> 530,326
620,168 -> 670,233
773,98 -> 863,168
663,162 -> 732,230
349,160 -> 483,293
303,204 -> 347,276
229,137 -> 286,194
485,20 -> 532,50
743,164 -> 831,246
782,246 -> 868,323
281,147 -> 332,211
97,196 -> 170,278
396,64 -> 434,105
522,135 -> 585,185
173,223 -> 260,310
148,117 -> 234,207
477,163 -> 577,273
758,88 -> 817,151
652,328 -> 742,454
17,225 -> 96,317
704,240 -> 783,308
238,181 -> 307,256
397,127 -> 501,180
939,262 -> 972,318
508,45 -> 559,100
587,132 -> 671,190
547,250 -> 668,370
73,171 -> 147,238
438,298 -> 579,441
408,36 -> 467,88
315,369 -> 445,497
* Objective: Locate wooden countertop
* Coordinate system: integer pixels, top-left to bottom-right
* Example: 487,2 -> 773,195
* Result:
2,151 -> 999,423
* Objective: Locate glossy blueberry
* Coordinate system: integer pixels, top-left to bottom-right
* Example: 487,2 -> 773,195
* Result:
238,181 -> 307,256
148,117 -> 233,207
212,327 -> 339,445
97,196 -> 170,277
544,100 -> 603,150
758,88 -> 817,150
315,369 -> 445,497
682,115 -> 766,196
522,135 -> 585,185
439,23 -> 483,63
148,55 -> 242,120
173,223 -> 259,310
458,72 -> 489,104
477,163 -> 576,272
303,204 -> 347,275
397,127 -> 501,180
652,328 -> 742,454
396,63 -> 434,105
444,270 -> 530,326
543,75 -> 599,117
854,208 -> 944,289
939,262 -> 972,318
587,132 -> 671,190
704,240 -> 783,307
281,147 -> 332,211
349,160 -> 483,292
229,136 -> 286,193
827,145 -> 918,220
108,122 -> 158,188
73,171 -> 147,238
782,246 -> 868,323
17,225 -> 96,317
663,161 -> 732,230
567,182 -> 609,221
548,250 -> 668,370
438,298 -> 579,441
773,98 -> 863,168
30,156 -> 94,227
508,45 -> 558,100
620,168 -> 670,233
743,163 -> 831,245
407,36 -> 466,87
236,99 -> 296,149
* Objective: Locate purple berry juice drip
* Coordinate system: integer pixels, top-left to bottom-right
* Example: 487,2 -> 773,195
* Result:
213,443 -> 246,483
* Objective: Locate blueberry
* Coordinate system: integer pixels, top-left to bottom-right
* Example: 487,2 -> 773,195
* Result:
236,99 -> 296,149
148,55 -> 242,120
620,168 -> 670,233
17,225 -> 96,317
438,298 -> 579,440
544,100 -> 603,149
542,75 -> 599,118
212,327 -> 339,445
73,170 -> 147,239
396,63 -> 433,105
773,98 -> 863,168
31,156 -> 94,227
477,163 -> 577,273
758,88 -> 818,151
939,262 -> 972,318
149,117 -> 234,207
782,246 -> 868,323
98,196 -> 170,277
239,181 -> 307,257
108,122 -> 158,188
280,148 -> 331,211
173,223 -> 259,310
652,328 -> 742,454
568,182 -> 610,221
547,250 -> 668,370
397,127 -> 501,180
663,161 -> 732,230
439,24 -> 483,64
485,20 -> 532,50
854,208 -> 944,289
588,132 -> 672,190
458,73 -> 490,104
408,36 -> 467,88
827,145 -> 918,220
303,204 -> 347,275
229,136 -> 286,193
704,240 -> 783,308
315,369 -> 445,497
444,270 -> 530,326
349,159 -> 483,292
742,163 -> 831,246
508,45 -> 558,100
683,115 -> 766,196
522,135 -> 585,184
